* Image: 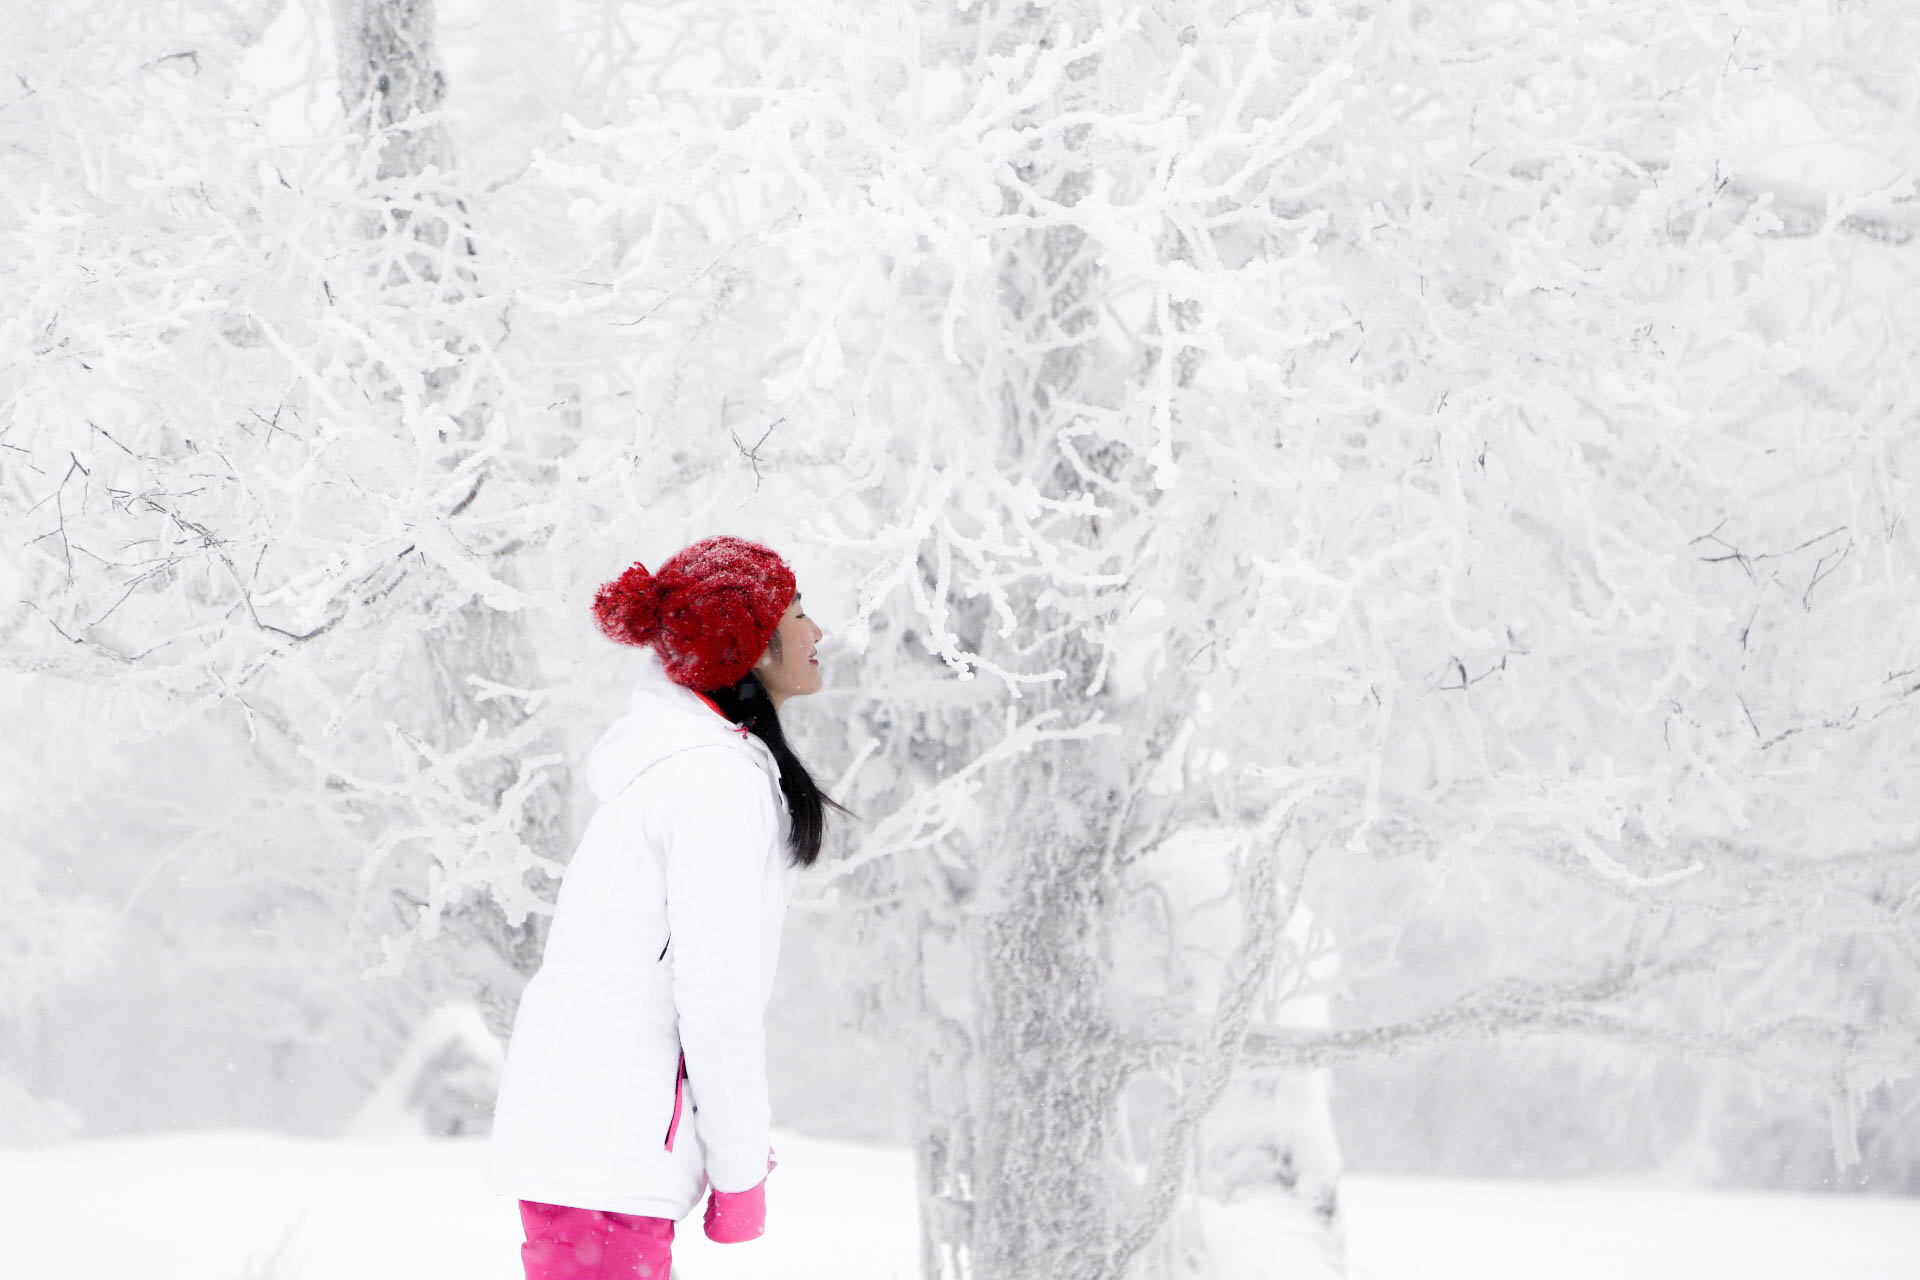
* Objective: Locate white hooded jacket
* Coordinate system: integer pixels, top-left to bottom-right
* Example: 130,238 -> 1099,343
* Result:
486,646 -> 792,1218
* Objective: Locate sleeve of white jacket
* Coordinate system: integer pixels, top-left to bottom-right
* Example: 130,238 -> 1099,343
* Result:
659,746 -> 776,1195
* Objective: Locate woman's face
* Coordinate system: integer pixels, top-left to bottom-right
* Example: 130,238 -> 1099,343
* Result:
752,591 -> 824,708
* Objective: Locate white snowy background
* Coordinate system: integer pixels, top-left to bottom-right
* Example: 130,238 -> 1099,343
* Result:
3,0 -> 1918,1277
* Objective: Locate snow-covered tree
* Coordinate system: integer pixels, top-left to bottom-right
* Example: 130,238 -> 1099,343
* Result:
0,0 -> 616,1121
601,0 -> 1919,1274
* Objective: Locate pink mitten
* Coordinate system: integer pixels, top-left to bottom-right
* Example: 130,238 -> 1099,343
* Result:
702,1175 -> 767,1243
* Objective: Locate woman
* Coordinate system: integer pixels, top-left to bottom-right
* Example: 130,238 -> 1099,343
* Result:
486,535 -> 847,1280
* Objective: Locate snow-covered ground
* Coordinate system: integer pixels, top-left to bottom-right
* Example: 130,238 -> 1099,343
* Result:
6,1130 -> 1916,1280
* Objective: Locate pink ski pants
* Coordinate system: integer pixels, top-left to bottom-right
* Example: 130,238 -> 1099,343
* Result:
519,1199 -> 675,1280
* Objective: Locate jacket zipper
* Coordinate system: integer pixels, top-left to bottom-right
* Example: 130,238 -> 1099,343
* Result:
663,1050 -> 687,1152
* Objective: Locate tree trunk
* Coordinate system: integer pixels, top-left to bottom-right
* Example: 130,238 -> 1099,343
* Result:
330,0 -> 560,1051
971,732 -> 1127,1280
915,8 -> 1349,1273
331,0 -> 450,183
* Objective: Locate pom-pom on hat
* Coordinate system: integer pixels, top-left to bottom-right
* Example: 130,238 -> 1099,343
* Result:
593,536 -> 798,691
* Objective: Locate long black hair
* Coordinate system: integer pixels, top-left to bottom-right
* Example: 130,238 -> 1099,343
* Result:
703,668 -> 853,868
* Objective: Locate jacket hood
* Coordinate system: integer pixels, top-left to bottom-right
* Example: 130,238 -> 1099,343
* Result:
585,646 -> 780,803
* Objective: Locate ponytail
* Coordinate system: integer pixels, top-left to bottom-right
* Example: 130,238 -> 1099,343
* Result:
702,672 -> 853,867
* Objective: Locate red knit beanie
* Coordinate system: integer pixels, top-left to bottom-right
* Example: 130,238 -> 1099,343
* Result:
592,536 -> 798,691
